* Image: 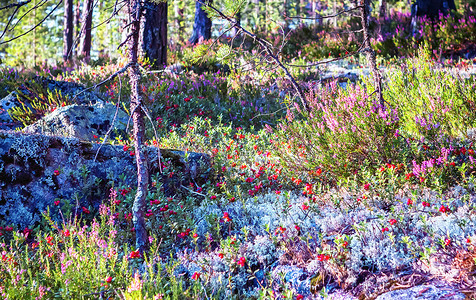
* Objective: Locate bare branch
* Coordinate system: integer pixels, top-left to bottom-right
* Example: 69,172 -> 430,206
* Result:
285,5 -> 364,20
0,4 -> 23,40
0,0 -> 63,45
181,185 -> 206,198
284,38 -> 367,68
139,105 -> 162,174
72,62 -> 132,101
9,0 -> 48,32
117,33 -> 134,50
197,0 -> 310,112
0,0 -> 31,10
94,76 -> 124,162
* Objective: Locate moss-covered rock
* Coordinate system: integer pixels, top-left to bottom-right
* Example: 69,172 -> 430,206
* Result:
0,130 -> 211,228
23,102 -> 129,142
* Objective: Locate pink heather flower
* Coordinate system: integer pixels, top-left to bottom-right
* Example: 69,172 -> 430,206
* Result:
127,272 -> 143,293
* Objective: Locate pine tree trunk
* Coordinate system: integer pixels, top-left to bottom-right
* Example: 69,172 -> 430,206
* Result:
73,0 -> 81,57
80,0 -> 93,61
379,0 -> 387,19
128,0 -> 149,254
63,0 -> 74,62
141,1 -> 168,69
190,0 -> 212,44
412,0 -> 456,19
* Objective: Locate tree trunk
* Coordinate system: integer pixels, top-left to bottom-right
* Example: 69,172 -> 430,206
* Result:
80,0 -> 93,61
359,0 -> 383,107
73,0 -> 81,57
379,0 -> 387,19
63,0 -> 74,62
128,0 -> 149,254
189,0 -> 212,44
141,1 -> 168,69
411,0 -> 456,35
412,0 -> 456,19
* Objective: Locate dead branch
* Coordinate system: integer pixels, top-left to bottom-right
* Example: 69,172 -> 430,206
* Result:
285,37 -> 367,67
72,62 -> 132,101
198,0 -> 310,112
0,0 -> 63,45
8,0 -> 48,32
0,0 -> 31,10
285,5 -> 363,20
93,76 -> 124,163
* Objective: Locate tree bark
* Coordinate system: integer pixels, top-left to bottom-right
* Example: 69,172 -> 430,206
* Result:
379,0 -> 387,19
412,0 -> 456,19
141,1 -> 168,69
189,0 -> 212,44
73,0 -> 81,57
63,0 -> 74,62
359,0 -> 383,107
128,0 -> 149,254
80,0 -> 93,61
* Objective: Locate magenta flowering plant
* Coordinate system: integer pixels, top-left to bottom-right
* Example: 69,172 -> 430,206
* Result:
274,80 -> 400,181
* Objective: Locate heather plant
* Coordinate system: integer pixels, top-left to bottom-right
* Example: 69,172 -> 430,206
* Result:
384,46 -> 476,140
375,12 -> 476,58
274,80 -> 400,182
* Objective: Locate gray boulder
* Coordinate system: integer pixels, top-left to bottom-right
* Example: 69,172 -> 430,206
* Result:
23,102 -> 129,142
0,131 -> 212,228
375,284 -> 466,300
0,92 -> 23,130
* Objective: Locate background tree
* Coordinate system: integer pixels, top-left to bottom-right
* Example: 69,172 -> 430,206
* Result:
189,0 -> 212,44
141,0 -> 168,68
63,0 -> 73,62
73,0 -> 80,56
412,0 -> 456,19
79,0 -> 93,61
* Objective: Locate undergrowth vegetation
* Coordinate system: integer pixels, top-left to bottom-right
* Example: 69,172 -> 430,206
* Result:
1,36 -> 476,300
